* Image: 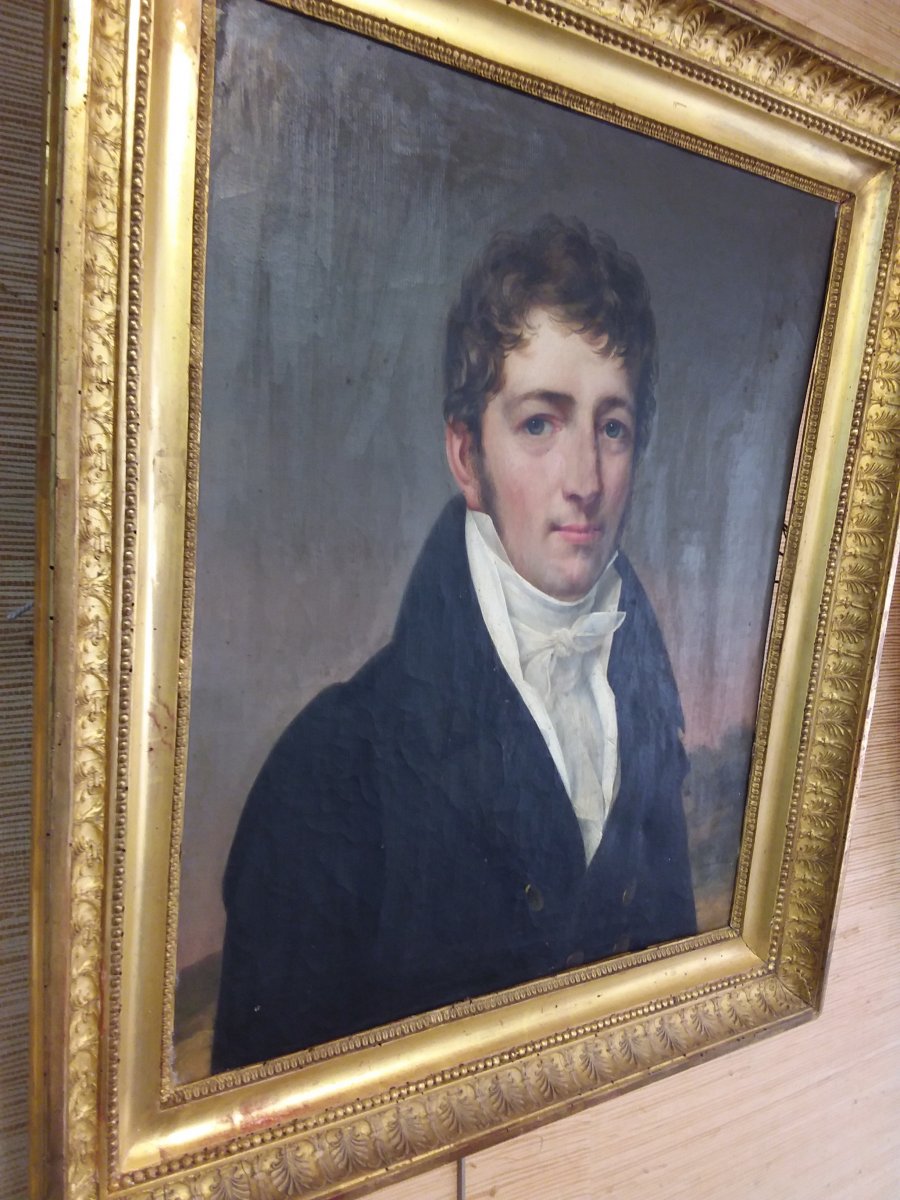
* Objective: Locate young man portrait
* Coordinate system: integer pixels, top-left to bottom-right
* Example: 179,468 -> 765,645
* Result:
211,216 -> 697,1073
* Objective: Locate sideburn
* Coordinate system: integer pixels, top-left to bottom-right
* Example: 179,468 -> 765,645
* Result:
470,439 -> 499,534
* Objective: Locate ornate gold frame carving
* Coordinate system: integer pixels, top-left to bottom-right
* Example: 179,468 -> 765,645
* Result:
33,1 -> 900,1197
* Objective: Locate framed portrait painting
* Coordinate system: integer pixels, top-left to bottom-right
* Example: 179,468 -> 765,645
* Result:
32,1 -> 900,1197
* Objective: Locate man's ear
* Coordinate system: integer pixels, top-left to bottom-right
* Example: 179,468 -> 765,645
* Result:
445,420 -> 483,511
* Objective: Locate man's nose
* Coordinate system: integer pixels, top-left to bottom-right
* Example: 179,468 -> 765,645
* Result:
562,428 -> 603,505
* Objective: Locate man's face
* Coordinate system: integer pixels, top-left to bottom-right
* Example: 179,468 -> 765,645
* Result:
446,308 -> 637,601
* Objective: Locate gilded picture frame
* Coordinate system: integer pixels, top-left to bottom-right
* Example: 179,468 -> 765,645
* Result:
32,1 -> 900,1198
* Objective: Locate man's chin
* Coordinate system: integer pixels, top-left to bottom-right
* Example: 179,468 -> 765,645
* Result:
543,566 -> 607,603
553,550 -> 613,599
505,542 -> 611,602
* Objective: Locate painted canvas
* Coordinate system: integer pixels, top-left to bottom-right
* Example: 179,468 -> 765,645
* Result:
173,0 -> 837,1080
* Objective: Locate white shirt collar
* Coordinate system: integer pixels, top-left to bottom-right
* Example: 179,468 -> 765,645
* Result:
469,509 -> 620,632
464,508 -> 625,863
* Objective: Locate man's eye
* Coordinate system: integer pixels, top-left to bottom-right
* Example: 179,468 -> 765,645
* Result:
524,416 -> 549,436
604,419 -> 627,439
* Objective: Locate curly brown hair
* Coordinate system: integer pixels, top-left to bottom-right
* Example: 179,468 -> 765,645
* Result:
443,216 -> 658,458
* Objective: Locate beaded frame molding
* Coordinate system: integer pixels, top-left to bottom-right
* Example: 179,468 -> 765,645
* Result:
33,1 -> 900,1197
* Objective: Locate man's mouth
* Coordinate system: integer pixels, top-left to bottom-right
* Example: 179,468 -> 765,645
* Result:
553,523 -> 604,545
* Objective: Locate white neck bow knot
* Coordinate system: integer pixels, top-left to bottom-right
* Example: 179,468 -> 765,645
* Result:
517,610 -> 625,696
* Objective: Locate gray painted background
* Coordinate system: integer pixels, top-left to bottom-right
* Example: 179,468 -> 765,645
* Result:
177,0 -> 836,969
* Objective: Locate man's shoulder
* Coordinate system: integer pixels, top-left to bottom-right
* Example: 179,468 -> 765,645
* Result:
614,551 -> 651,609
612,551 -> 685,733
615,553 -> 668,648
229,654 -> 396,869
244,496 -> 486,813
267,643 -> 397,767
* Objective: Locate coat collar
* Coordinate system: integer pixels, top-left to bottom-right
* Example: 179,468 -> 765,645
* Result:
393,496 -> 682,723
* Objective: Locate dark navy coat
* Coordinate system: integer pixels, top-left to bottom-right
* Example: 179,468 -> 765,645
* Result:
212,498 -> 696,1071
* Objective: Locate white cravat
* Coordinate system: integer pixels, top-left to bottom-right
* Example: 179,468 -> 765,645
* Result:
465,510 -> 624,863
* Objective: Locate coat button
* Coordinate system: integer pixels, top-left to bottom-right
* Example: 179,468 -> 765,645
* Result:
524,883 -> 544,912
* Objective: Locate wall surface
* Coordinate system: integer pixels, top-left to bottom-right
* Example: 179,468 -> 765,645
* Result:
0,3 -> 42,1198
1,2 -> 898,1199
